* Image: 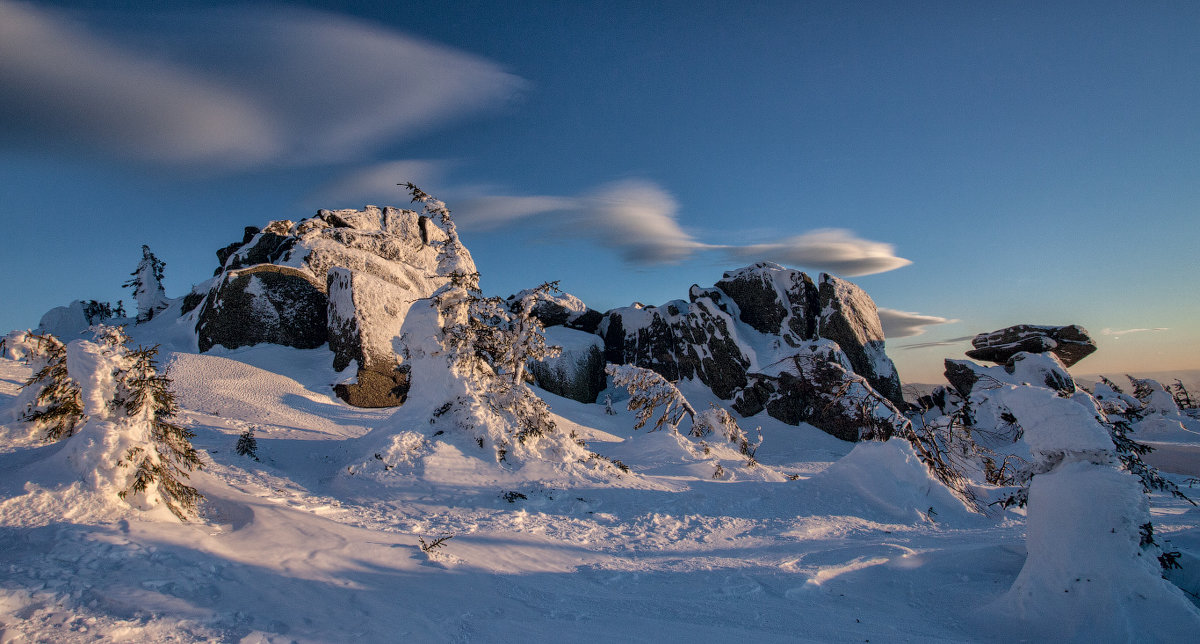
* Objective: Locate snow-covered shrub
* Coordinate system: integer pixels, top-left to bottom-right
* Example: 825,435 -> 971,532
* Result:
691,404 -> 762,467
124,245 -> 169,323
992,380 -> 1200,638
236,428 -> 259,461
606,364 -> 695,431
607,363 -> 775,477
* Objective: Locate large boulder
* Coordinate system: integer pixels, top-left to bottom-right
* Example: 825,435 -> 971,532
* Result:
965,324 -> 1096,367
193,205 -> 476,407
529,327 -> 606,403
196,266 -> 328,353
592,264 -> 903,408
599,294 -> 751,400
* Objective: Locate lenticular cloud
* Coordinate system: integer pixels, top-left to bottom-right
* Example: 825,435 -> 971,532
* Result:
0,1 -> 523,167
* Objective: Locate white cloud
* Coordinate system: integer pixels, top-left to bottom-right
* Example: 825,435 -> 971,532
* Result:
453,179 -> 707,264
725,229 -> 912,276
0,1 -> 523,167
575,180 -> 708,264
456,195 -> 582,230
877,309 -> 959,339
437,178 -> 910,272
1101,327 -> 1169,338
0,0 -> 278,165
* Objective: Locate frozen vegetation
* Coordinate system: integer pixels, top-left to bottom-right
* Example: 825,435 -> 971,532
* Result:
2,194 -> 1199,642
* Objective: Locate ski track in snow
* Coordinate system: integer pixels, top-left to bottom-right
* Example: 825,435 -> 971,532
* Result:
2,350 -> 1199,642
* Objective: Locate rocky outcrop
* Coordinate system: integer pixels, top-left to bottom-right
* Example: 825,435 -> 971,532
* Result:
731,344 -> 909,442
946,326 -> 1085,400
965,324 -> 1096,367
816,274 -> 903,405
193,205 -> 474,406
530,263 -> 906,441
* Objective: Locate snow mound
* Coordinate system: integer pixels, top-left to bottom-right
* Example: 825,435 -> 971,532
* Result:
812,439 -> 979,523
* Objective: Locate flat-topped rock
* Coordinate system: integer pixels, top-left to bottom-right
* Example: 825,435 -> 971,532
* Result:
965,324 -> 1096,367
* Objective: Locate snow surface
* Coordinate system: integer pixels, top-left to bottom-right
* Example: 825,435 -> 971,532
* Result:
3,328 -> 1200,641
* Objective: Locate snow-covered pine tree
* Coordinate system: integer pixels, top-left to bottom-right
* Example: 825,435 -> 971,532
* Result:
605,364 -> 696,431
20,333 -> 85,441
604,393 -> 616,415
123,245 -> 169,323
236,428 -> 259,460
113,342 -> 204,520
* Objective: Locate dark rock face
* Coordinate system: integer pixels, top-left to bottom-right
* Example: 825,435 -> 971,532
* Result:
965,324 -> 1097,367
816,274 -> 904,406
916,386 -> 962,416
334,364 -> 410,408
944,359 -> 983,399
714,264 -> 820,340
731,353 -> 909,441
599,296 -> 751,400
196,270 -> 328,353
1004,352 -> 1076,395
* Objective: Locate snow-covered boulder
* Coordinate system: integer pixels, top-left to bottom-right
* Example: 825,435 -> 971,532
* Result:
529,327 -> 605,403
197,267 -> 328,353
514,289 -> 603,333
192,205 -> 476,407
599,294 -> 750,400
965,323 -> 1096,367
35,300 -> 122,340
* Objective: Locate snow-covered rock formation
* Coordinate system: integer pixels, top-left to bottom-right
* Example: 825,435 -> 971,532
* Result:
535,263 -> 908,440
188,205 -> 475,406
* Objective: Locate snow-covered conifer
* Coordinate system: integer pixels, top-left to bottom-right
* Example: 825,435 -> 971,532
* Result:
112,342 -> 204,519
236,428 -> 259,461
604,393 -> 616,415
18,326 -> 204,520
19,332 -> 85,441
124,245 -> 169,322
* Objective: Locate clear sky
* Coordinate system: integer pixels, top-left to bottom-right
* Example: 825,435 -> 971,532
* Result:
1,0 -> 1197,384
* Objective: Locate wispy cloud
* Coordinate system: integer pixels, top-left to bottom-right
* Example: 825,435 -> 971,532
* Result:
877,309 -> 959,339
1101,327 -> 1169,338
895,336 -> 976,350
439,179 -> 908,272
0,1 -> 522,167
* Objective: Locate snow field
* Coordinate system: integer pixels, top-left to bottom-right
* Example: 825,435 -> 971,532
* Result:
2,344 -> 1200,642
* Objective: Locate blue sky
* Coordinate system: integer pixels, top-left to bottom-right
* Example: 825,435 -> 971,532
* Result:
1,0 -> 1197,383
